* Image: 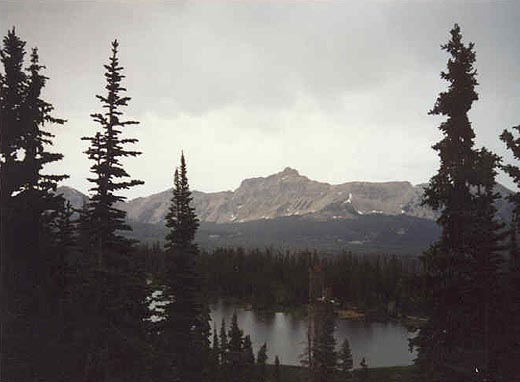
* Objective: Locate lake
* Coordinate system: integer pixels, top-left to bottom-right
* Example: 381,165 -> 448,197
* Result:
210,300 -> 416,367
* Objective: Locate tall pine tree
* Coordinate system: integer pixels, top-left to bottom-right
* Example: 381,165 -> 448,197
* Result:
413,24 -> 505,381
242,334 -> 255,382
0,28 -> 68,381
311,303 -> 338,382
257,342 -> 268,382
157,151 -> 210,382
274,356 -> 281,382
79,39 -> 150,382
339,338 -> 353,380
227,311 -> 244,382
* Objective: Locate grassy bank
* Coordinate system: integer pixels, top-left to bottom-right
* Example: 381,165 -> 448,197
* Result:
266,365 -> 425,382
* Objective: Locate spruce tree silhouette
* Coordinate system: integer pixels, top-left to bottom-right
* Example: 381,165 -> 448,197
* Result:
79,39 -> 150,382
257,343 -> 268,382
413,24 -> 506,381
1,28 -> 68,381
311,304 -> 337,382
157,152 -> 210,382
339,338 -> 353,379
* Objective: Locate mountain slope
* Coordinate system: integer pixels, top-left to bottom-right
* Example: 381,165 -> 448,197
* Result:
56,168 -> 514,253
117,167 -> 512,224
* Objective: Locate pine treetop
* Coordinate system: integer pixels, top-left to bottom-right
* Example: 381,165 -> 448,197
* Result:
82,39 -> 143,251
2,28 -> 67,204
228,311 -> 243,353
422,24 -> 480,253
340,338 -> 353,372
165,151 -> 199,251
21,47 -> 67,199
1,28 -> 27,165
257,343 -> 268,365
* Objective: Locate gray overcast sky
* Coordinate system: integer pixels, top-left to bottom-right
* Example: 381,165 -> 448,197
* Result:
2,0 -> 520,199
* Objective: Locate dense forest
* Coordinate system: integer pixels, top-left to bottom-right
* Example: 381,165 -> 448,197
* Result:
1,22 -> 520,382
142,245 -> 422,318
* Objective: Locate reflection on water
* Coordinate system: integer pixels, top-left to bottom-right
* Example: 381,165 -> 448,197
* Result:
210,300 -> 416,367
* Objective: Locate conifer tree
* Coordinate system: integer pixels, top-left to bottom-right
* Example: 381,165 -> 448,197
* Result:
218,318 -> 229,382
465,148 -> 507,380
0,29 -> 27,232
0,29 -> 31,381
228,311 -> 244,353
220,317 -> 229,365
413,24 -> 506,381
82,40 -> 143,252
0,28 -> 67,381
49,200 -> 75,316
80,39 -> 150,382
158,152 -> 209,381
208,325 -> 221,381
212,325 -> 221,366
243,334 -> 255,364
312,304 -> 337,382
242,334 -> 255,382
274,356 -> 281,382
228,311 -> 244,382
499,123 -> 520,377
359,358 -> 368,382
339,338 -> 353,379
415,24 -> 474,377
257,342 -> 268,382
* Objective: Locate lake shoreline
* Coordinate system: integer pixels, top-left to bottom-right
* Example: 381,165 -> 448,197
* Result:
209,295 -> 425,329
272,364 -> 425,382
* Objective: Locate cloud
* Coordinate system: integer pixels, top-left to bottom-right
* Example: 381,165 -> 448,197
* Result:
4,0 -> 520,197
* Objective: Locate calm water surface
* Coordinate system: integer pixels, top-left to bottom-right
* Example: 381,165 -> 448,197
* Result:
210,300 -> 416,367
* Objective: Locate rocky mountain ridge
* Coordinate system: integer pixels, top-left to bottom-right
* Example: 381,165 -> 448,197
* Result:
57,167 -> 514,225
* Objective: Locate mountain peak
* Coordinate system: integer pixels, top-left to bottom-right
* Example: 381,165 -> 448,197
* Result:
279,167 -> 300,177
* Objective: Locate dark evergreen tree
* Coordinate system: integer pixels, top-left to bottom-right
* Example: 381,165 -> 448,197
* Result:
49,200 -> 75,335
81,40 -> 143,251
211,325 -> 220,367
220,317 -> 229,365
359,357 -> 368,382
412,24 -> 506,381
157,151 -> 210,381
242,334 -> 255,381
0,28 -> 67,381
217,318 -> 230,382
312,304 -> 337,382
79,39 -> 150,382
0,30 -> 27,257
339,338 -> 353,379
499,123 -> 520,377
52,201 -> 76,251
257,342 -> 268,382
205,325 -> 220,382
243,334 -> 255,362
0,29 -> 32,381
274,356 -> 281,382
228,311 -> 244,382
164,152 -> 199,249
464,148 -> 507,380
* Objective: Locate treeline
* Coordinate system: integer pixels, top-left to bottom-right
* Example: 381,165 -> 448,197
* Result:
139,245 -> 423,317
198,248 -> 422,317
